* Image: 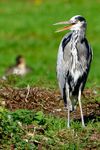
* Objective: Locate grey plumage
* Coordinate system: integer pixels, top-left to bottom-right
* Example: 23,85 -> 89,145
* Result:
55,15 -> 92,127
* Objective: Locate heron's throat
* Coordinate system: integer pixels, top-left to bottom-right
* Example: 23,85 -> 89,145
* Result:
72,29 -> 86,41
71,30 -> 85,50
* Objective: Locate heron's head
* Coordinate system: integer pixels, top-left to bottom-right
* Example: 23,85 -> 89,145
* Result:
54,15 -> 87,32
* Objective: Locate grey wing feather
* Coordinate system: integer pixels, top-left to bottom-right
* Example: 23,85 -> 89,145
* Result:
57,33 -> 72,97
76,38 -> 93,90
77,38 -> 92,72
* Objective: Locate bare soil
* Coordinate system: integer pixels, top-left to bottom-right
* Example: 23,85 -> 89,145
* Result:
0,82 -> 100,121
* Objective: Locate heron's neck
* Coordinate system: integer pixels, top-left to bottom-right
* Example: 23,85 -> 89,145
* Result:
72,29 -> 86,41
70,29 -> 86,74
71,29 -> 86,54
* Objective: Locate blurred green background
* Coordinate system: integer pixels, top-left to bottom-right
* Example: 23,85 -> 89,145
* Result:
0,0 -> 99,88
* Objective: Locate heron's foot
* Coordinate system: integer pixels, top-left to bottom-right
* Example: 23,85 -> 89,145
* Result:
82,122 -> 85,128
64,105 -> 73,112
73,105 -> 76,111
67,121 -> 70,128
82,121 -> 85,128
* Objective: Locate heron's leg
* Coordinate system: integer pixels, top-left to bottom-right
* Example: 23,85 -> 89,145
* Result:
78,87 -> 85,127
65,83 -> 71,128
67,106 -> 70,128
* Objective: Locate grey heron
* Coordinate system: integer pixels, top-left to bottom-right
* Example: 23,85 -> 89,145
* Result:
54,15 -> 92,127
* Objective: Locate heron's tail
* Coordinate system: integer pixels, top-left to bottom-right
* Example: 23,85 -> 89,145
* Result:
62,85 -> 78,112
63,86 -> 73,112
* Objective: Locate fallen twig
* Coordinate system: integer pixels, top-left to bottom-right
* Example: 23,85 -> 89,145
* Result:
25,84 -> 30,102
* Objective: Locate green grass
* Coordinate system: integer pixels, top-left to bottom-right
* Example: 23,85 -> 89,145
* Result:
0,108 -> 100,149
0,0 -> 99,88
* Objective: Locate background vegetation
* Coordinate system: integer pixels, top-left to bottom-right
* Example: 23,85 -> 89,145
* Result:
0,0 -> 99,88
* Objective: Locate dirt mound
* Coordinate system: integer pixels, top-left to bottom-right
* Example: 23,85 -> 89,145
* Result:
0,84 -> 100,120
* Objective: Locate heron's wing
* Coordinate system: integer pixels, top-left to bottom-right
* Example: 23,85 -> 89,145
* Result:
76,38 -> 93,91
77,38 -> 92,71
57,32 -> 72,97
63,35 -> 73,71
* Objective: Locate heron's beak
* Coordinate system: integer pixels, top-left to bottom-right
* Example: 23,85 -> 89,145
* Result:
53,20 -> 73,32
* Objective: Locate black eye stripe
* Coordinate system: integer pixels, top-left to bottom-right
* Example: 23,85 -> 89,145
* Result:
75,16 -> 86,22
